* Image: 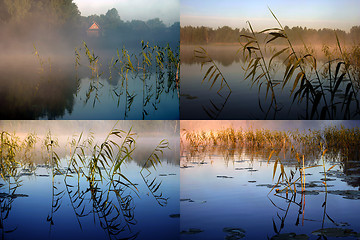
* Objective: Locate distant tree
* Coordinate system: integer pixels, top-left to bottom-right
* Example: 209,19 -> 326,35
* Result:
103,8 -> 123,30
48,0 -> 80,27
0,0 -> 11,22
2,0 -> 80,28
129,20 -> 149,32
4,0 -> 31,22
350,26 -> 360,43
105,8 -> 120,21
146,18 -> 166,29
181,25 -> 360,45
170,22 -> 180,31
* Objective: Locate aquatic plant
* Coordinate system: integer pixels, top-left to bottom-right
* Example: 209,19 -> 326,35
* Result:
195,10 -> 360,119
140,139 -> 170,206
0,132 -> 21,183
29,40 -> 179,120
194,47 -> 232,93
75,41 -> 179,119
181,125 -> 360,163
0,124 -> 172,239
182,125 -> 360,238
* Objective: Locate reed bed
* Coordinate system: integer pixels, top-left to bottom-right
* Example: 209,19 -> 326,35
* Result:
0,125 -> 171,238
182,126 -> 360,237
181,125 -> 360,193
195,10 -> 360,119
182,125 -> 360,152
33,41 -> 180,119
77,41 -> 179,119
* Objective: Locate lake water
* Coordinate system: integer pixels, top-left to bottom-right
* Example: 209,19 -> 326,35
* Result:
0,121 -> 180,240
180,147 -> 360,239
0,152 -> 180,239
0,46 -> 179,120
180,45 -> 359,120
0,160 -> 179,240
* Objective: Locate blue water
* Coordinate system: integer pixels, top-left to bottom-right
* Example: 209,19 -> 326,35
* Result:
0,160 -> 179,240
180,148 -> 360,239
180,45 -> 357,120
58,74 -> 179,120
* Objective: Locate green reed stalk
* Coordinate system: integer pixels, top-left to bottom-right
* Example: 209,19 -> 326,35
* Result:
335,34 -> 360,109
268,8 -> 330,119
247,21 -> 278,112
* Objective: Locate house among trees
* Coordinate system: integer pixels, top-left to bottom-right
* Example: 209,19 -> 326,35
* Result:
87,21 -> 100,37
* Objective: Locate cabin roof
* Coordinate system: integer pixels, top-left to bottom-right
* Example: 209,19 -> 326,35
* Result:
88,22 -> 100,30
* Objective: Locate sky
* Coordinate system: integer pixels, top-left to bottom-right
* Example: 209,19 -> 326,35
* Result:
73,0 -> 179,25
181,0 -> 360,31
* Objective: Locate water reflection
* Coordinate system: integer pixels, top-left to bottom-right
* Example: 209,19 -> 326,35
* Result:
181,133 -> 360,239
0,43 -> 179,120
0,59 -> 76,119
0,123 -> 179,239
181,45 -> 359,120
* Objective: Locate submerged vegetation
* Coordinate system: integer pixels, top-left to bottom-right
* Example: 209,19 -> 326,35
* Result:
0,124 -> 173,239
194,10 -> 360,119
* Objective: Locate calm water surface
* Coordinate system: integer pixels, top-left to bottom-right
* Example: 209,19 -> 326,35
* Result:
0,159 -> 179,240
0,46 -> 179,120
180,45 -> 357,120
180,148 -> 360,239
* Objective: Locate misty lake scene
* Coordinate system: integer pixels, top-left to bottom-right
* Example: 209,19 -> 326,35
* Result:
180,1 -> 360,120
180,121 -> 360,240
181,45 -> 359,120
0,0 -> 179,120
0,120 -> 180,240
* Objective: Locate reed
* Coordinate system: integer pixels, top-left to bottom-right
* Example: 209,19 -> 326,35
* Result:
30,40 -> 179,119
181,125 -> 360,163
195,10 -> 360,119
0,124 -> 172,238
110,42 -> 179,119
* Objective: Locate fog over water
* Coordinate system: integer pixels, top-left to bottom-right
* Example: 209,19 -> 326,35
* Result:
181,120 -> 360,132
0,1 -> 180,120
0,120 -> 180,165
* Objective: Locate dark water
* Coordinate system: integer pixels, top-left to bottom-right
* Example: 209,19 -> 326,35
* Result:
0,159 -> 179,240
180,148 -> 360,239
0,46 -> 179,120
180,45 -> 358,120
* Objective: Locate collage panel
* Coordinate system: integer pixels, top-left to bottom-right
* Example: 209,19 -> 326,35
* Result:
2,0 -> 360,239
0,120 -> 180,239
0,0 -> 180,120
180,120 -> 360,239
180,0 -> 360,120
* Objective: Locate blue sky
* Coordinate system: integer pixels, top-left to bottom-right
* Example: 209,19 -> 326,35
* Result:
181,0 -> 360,31
73,0 -> 179,25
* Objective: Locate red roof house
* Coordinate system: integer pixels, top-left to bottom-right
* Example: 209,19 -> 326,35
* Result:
87,21 -> 101,37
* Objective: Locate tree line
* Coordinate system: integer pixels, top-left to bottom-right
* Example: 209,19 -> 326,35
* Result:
0,0 -> 179,49
84,8 -> 179,47
181,25 -> 360,45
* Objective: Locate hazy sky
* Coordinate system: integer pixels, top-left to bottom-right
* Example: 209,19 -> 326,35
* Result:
74,0 -> 179,25
181,0 -> 360,31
